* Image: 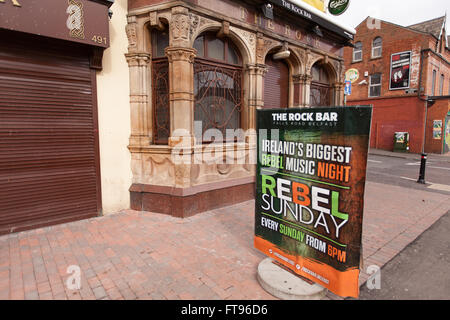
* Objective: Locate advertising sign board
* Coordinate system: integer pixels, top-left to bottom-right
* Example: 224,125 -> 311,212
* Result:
255,106 -> 372,298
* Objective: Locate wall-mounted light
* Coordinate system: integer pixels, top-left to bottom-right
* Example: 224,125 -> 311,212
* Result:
273,42 -> 290,60
261,3 -> 274,20
107,0 -> 114,19
312,25 -> 323,37
273,50 -> 290,60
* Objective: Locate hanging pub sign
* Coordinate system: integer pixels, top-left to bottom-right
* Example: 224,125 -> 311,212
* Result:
255,106 -> 372,298
303,0 -> 326,12
345,68 -> 359,83
328,0 -> 350,16
389,51 -> 412,90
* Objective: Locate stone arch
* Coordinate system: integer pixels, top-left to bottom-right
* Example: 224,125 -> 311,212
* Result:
190,23 -> 253,66
143,15 -> 171,55
262,43 -> 303,76
308,57 -> 340,106
307,57 -> 338,84
262,43 -> 305,108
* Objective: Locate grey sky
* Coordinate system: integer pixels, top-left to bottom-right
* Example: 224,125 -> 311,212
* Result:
330,0 -> 449,31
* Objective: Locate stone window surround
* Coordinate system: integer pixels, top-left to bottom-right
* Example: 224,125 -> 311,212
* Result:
125,4 -> 345,150
124,3 -> 346,216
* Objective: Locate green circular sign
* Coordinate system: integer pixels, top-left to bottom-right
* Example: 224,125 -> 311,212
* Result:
328,0 -> 350,16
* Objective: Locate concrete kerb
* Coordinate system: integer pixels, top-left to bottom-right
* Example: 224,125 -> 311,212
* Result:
369,148 -> 450,163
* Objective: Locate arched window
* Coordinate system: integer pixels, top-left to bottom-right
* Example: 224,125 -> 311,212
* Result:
193,33 -> 243,142
353,41 -> 362,62
310,63 -> 332,106
151,29 -> 170,144
372,37 -> 382,58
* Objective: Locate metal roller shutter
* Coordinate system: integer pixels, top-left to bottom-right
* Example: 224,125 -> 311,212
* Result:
263,55 -> 289,109
0,36 -> 101,235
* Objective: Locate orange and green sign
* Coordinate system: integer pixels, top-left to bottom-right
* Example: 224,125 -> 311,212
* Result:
345,68 -> 359,83
255,106 -> 372,298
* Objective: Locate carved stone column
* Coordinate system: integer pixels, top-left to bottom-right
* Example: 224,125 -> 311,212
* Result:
165,46 -> 196,188
246,63 -> 267,125
125,52 -> 152,147
292,74 -> 303,108
303,74 -> 313,107
245,63 -> 267,146
170,6 -> 190,48
333,82 -> 344,106
165,47 -> 196,149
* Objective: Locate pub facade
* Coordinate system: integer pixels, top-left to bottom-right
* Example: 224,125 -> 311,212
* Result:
125,0 -> 355,217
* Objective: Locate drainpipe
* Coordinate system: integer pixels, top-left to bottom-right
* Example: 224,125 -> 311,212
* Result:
418,49 -> 428,154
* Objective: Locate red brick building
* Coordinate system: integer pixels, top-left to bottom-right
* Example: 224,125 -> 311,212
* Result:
344,16 -> 450,154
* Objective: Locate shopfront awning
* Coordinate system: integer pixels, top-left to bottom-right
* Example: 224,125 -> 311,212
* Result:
269,0 -> 356,42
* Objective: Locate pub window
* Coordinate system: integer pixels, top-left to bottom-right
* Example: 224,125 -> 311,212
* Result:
152,29 -> 170,144
193,33 -> 243,143
369,73 -> 382,97
353,42 -> 363,62
372,37 -> 382,58
310,63 -> 332,107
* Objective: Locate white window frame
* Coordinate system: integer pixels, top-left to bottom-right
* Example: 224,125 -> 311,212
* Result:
369,73 -> 382,97
372,37 -> 382,58
353,42 -> 363,62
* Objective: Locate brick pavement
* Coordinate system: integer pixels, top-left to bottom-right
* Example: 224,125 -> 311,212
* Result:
0,181 -> 449,300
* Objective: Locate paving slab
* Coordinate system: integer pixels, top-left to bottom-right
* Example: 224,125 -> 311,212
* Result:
0,180 -> 449,300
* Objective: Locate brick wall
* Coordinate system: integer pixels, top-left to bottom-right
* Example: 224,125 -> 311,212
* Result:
347,96 -> 426,154
343,19 -> 431,101
423,52 -> 450,96
344,18 -> 450,154
426,99 -> 450,154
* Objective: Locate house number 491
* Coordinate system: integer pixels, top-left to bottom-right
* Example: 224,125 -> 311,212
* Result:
91,35 -> 107,45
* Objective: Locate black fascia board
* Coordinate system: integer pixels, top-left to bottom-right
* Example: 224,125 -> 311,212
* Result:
268,0 -> 354,41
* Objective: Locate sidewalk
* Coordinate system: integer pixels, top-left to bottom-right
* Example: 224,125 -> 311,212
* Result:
0,181 -> 449,300
369,148 -> 450,162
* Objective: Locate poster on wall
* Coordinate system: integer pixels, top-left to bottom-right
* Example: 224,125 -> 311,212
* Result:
389,51 -> 412,90
433,120 -> 443,140
255,106 -> 372,298
445,116 -> 450,153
